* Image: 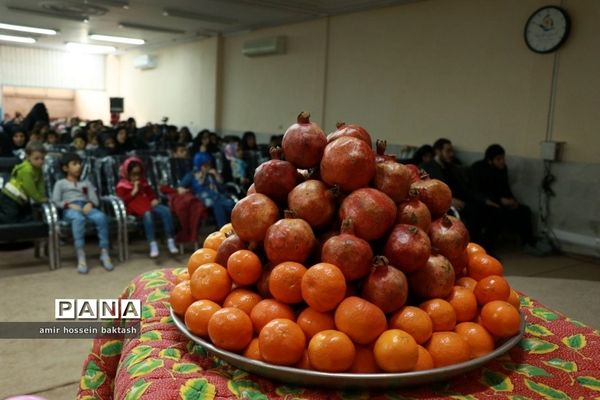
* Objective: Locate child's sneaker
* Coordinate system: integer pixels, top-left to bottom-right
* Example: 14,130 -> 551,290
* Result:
149,241 -> 159,258
100,249 -> 114,271
77,249 -> 88,274
167,238 -> 179,255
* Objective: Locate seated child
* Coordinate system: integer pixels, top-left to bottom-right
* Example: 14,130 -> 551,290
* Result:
225,141 -> 248,187
179,159 -> 234,229
70,132 -> 88,158
52,153 -> 113,274
0,142 -> 47,224
116,156 -> 179,258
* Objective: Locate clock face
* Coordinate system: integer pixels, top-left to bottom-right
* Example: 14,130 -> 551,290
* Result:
524,6 -> 570,53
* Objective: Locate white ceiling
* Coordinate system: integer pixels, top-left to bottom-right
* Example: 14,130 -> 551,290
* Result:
0,0 -> 420,53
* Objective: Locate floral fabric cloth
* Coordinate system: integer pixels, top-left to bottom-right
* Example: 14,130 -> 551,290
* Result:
77,268 -> 600,400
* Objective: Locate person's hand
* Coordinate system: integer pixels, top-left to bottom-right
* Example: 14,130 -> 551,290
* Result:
131,181 -> 140,196
151,199 -> 159,207
83,203 -> 93,214
451,198 -> 465,211
485,199 -> 501,208
68,204 -> 82,212
177,187 -> 189,195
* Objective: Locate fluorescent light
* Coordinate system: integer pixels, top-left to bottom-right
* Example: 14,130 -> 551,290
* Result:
118,22 -> 186,34
0,34 -> 36,43
89,34 -> 144,45
0,22 -> 57,35
66,42 -> 116,53
7,6 -> 88,22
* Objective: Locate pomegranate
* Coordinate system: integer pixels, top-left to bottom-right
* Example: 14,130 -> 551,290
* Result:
282,112 -> 327,169
396,190 -> 432,232
409,254 -> 456,299
429,215 -> 470,261
405,164 -> 422,184
374,139 -> 396,163
320,136 -> 376,193
288,180 -> 336,230
327,121 -> 373,148
321,219 -> 373,281
448,249 -> 469,277
339,188 -> 396,241
374,157 -> 412,203
256,264 -> 273,298
264,211 -> 316,265
410,178 -> 452,218
383,224 -> 431,273
215,234 -> 247,267
231,193 -> 279,243
246,183 -> 256,195
254,147 -> 298,203
361,256 -> 409,313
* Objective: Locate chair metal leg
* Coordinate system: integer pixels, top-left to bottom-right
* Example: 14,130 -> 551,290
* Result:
34,241 -> 41,258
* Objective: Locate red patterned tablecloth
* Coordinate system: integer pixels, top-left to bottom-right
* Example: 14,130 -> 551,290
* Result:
77,268 -> 600,400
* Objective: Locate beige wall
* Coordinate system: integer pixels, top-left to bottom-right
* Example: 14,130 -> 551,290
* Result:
2,87 -> 75,120
117,38 -> 219,133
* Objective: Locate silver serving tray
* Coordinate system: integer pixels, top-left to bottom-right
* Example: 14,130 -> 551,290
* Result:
171,308 -> 525,390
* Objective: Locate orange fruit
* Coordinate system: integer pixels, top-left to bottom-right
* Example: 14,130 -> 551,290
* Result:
373,329 -> 419,372
207,307 -> 253,352
175,270 -> 190,284
426,331 -> 470,367
243,338 -> 261,361
466,242 -> 486,256
227,250 -> 262,286
295,350 -> 311,369
223,288 -> 263,315
296,307 -> 335,340
308,330 -> 356,372
250,299 -> 295,334
455,322 -> 495,359
334,296 -> 387,345
350,346 -> 381,373
419,299 -> 456,332
480,301 -> 521,338
414,345 -> 434,371
269,262 -> 307,304
184,299 -> 221,337
388,306 -> 433,345
170,280 -> 195,316
220,223 -> 234,235
187,248 -> 217,276
301,263 -> 347,312
508,288 -> 520,309
456,276 -> 477,291
190,263 -> 232,303
467,253 -> 503,281
446,286 -> 478,322
259,319 -> 306,366
203,231 -> 226,251
474,275 -> 511,305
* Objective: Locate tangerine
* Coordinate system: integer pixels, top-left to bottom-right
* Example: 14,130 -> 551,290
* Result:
295,350 -> 311,369
414,345 -> 434,371
467,253 -> 503,281
187,248 -> 217,276
259,319 -> 306,366
455,276 -> 477,291
474,275 -> 511,305
373,329 -> 419,372
446,286 -> 478,322
207,307 -> 253,352
334,296 -> 387,345
480,300 -> 521,338
227,250 -> 262,286
170,280 -> 195,316
350,346 -> 381,373
250,299 -> 295,334
508,288 -> 521,309
220,223 -> 234,235
426,331 -> 470,367
308,330 -> 356,372
243,338 -> 261,360
466,242 -> 486,256
296,307 -> 335,340
301,263 -> 347,312
419,299 -> 457,332
388,306 -> 433,345
455,322 -> 495,358
223,288 -> 263,315
190,263 -> 232,303
184,299 -> 221,337
175,270 -> 190,284
203,231 -> 226,251
269,262 -> 307,304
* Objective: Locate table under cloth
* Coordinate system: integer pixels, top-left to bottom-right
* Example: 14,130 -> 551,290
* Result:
77,268 -> 600,400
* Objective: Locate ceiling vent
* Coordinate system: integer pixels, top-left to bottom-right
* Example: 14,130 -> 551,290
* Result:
133,54 -> 157,70
242,36 -> 286,57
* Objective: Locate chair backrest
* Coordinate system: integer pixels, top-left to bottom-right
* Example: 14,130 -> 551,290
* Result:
169,158 -> 192,187
152,155 -> 172,186
43,155 -> 64,196
0,157 -> 19,189
94,156 -> 120,197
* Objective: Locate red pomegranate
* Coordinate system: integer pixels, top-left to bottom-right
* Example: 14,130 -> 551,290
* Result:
320,136 -> 376,193
339,188 -> 396,241
361,256 -> 408,313
264,211 -> 316,265
396,190 -> 432,232
409,254 -> 456,299
254,147 -> 298,203
448,249 -> 469,277
287,180 -> 337,230
383,224 -> 431,273
282,112 -> 327,169
256,264 -> 273,298
374,158 -> 412,203
405,164 -> 422,184
429,215 -> 470,261
231,193 -> 279,243
410,178 -> 452,218
246,183 -> 256,195
374,139 -> 396,163
215,234 -> 247,267
321,219 -> 373,281
327,121 -> 373,148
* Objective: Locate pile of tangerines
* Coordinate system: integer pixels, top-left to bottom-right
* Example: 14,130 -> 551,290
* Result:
170,223 -> 521,374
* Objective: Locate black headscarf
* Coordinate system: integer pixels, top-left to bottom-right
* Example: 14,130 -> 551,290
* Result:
20,103 -> 50,134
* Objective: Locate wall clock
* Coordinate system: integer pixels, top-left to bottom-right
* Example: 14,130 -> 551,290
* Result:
524,6 -> 570,53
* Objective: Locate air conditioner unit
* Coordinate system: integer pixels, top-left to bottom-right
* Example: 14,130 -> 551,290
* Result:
242,36 -> 286,57
133,54 -> 157,70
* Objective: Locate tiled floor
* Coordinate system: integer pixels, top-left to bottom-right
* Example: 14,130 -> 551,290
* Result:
0,244 -> 598,399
